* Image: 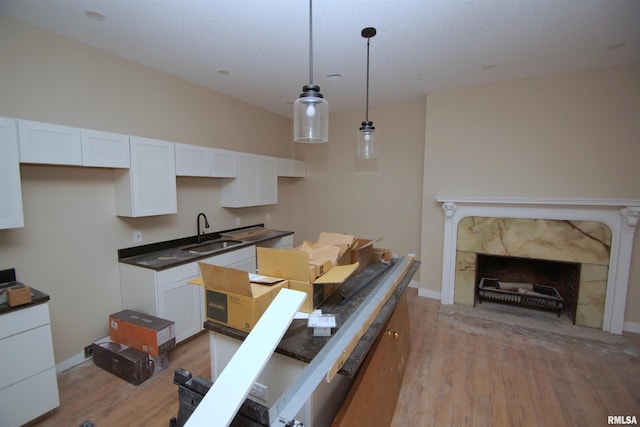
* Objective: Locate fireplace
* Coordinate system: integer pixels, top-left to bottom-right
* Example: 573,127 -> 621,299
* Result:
436,197 -> 640,334
476,254 -> 580,321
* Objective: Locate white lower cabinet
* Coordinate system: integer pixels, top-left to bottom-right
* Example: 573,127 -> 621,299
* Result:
0,117 -> 24,229
119,246 -> 257,344
0,303 -> 59,427
256,234 -> 293,250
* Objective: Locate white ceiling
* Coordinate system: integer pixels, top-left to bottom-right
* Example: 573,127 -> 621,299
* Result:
1,0 -> 639,118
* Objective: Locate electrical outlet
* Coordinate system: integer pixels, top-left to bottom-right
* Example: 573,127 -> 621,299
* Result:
133,230 -> 142,243
84,344 -> 93,359
235,217 -> 241,226
266,212 -> 271,221
249,382 -> 268,402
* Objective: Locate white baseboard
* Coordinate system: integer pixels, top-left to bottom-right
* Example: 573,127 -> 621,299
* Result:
56,351 -> 89,373
417,287 -> 441,300
623,320 -> 640,334
56,336 -> 110,373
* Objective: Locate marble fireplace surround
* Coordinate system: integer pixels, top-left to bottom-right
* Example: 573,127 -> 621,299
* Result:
436,197 -> 640,334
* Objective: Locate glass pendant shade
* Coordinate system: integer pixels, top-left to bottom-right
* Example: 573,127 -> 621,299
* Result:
357,121 -> 377,159
294,0 -> 329,143
294,84 -> 329,143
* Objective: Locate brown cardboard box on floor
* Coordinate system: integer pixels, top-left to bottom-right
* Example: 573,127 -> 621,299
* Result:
256,247 -> 358,313
92,337 -> 153,385
109,310 -> 176,357
191,263 -> 288,332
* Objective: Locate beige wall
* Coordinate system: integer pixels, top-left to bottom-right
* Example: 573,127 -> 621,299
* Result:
0,16 -> 294,364
420,64 -> 640,324
291,100 -> 426,259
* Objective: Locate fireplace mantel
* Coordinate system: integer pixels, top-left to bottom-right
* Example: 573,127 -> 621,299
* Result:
436,197 -> 640,334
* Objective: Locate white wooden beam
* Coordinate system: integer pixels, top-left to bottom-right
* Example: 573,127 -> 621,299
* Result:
185,288 -> 306,427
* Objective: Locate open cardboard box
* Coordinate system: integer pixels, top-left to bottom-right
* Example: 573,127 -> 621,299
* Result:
191,263 -> 288,332
257,247 -> 358,313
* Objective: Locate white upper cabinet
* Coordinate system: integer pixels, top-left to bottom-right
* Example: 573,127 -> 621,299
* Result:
0,117 -> 25,229
175,143 -> 237,178
221,153 -> 277,207
276,158 -> 306,177
210,148 -> 237,177
18,119 -> 82,165
114,136 -> 177,217
175,143 -> 210,177
81,129 -> 130,168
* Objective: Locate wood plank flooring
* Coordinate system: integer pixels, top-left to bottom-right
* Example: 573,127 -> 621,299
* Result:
30,288 -> 640,426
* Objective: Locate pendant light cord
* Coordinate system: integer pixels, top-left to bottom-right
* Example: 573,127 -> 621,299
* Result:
365,36 -> 370,122
308,0 -> 314,85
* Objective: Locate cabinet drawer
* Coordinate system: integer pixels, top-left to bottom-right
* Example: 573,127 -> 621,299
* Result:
157,262 -> 200,286
200,245 -> 255,267
0,323 -> 56,389
0,367 -> 59,426
0,303 -> 50,339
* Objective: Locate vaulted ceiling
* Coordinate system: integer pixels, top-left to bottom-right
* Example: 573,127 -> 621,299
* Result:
1,0 -> 639,118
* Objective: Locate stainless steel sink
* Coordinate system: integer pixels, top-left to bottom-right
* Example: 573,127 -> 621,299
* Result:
182,239 -> 244,253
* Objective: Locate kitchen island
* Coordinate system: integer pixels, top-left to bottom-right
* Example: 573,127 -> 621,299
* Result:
204,257 -> 419,426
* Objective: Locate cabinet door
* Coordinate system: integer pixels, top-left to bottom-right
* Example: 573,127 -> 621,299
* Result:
0,118 -> 24,229
114,136 -> 177,217
18,119 -> 82,165
81,129 -> 130,168
175,143 -> 211,177
157,262 -> 203,343
221,153 -> 258,207
221,154 -> 277,207
257,156 -> 277,205
158,279 -> 203,343
332,291 -> 410,426
211,148 -> 237,177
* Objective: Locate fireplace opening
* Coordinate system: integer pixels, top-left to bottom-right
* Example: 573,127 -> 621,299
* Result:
475,254 -> 581,323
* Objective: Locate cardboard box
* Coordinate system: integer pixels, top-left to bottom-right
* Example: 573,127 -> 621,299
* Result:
256,247 -> 359,313
192,263 -> 288,332
351,238 -> 374,275
92,337 -> 153,385
7,284 -> 31,307
109,310 -> 176,357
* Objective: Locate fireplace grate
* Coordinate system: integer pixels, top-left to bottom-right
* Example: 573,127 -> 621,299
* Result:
478,277 -> 564,317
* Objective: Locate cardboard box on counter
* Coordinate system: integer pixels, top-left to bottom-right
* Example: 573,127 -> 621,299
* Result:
191,263 -> 288,332
92,337 -> 154,385
256,247 -> 358,313
109,310 -> 176,357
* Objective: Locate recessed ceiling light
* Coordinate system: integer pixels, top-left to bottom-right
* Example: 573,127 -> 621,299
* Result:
84,11 -> 105,21
482,64 -> 497,70
326,73 -> 342,81
606,42 -> 626,50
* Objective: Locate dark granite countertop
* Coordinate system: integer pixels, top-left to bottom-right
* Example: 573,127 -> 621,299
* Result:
204,258 -> 420,378
0,269 -> 50,315
118,225 -> 293,271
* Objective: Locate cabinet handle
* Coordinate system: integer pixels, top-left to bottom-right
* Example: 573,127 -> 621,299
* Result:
386,329 -> 399,339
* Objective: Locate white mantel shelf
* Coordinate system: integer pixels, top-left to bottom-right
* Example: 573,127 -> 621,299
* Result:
436,197 -> 640,207
435,196 -> 640,334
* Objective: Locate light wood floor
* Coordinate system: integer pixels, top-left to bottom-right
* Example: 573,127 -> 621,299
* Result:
31,288 -> 640,426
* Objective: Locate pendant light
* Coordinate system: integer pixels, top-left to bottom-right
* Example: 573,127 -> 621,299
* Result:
357,27 -> 377,159
294,0 -> 329,143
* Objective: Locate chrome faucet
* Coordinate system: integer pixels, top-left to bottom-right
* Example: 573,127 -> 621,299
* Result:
196,212 -> 210,244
